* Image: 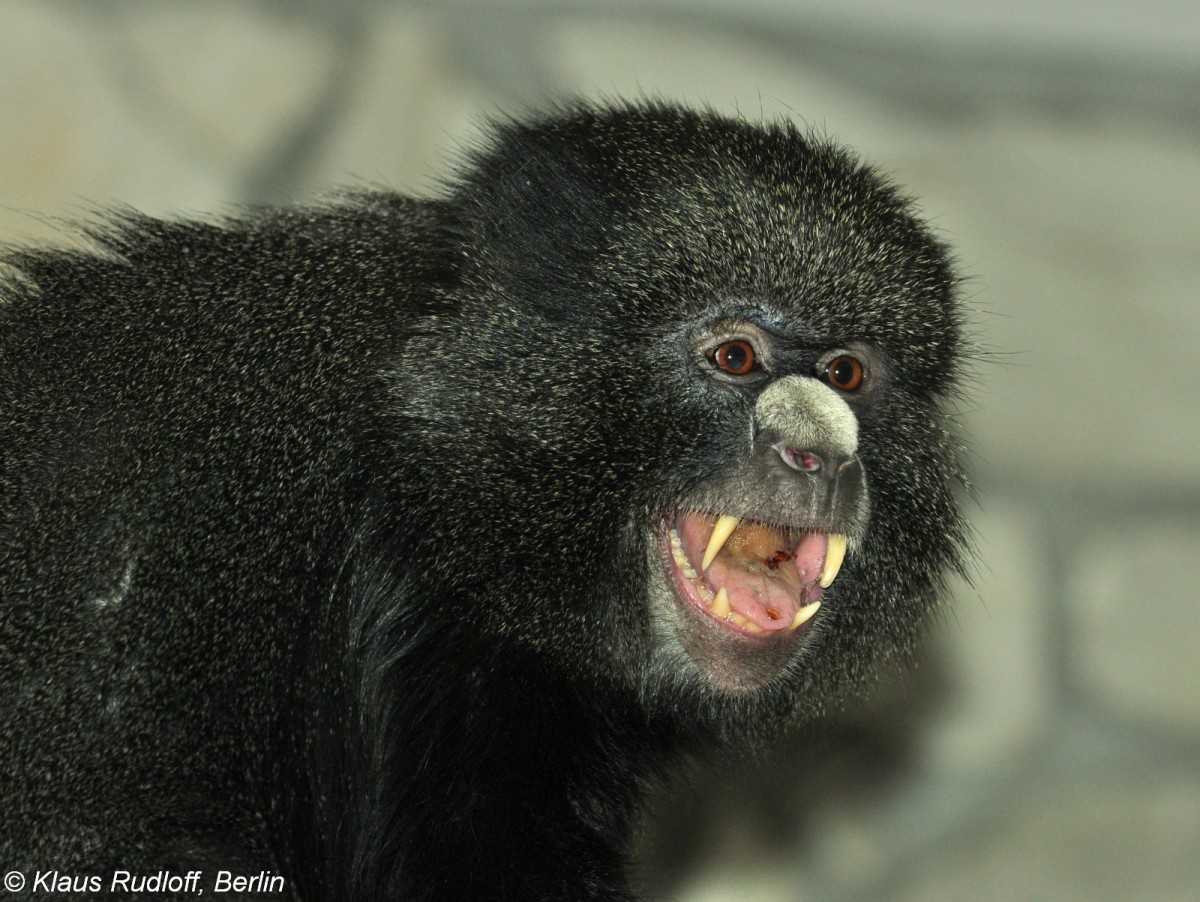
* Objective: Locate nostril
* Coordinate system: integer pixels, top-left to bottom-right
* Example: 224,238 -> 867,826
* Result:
778,446 -> 822,473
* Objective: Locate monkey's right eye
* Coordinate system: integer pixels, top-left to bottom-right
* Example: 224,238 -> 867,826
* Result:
709,340 -> 758,376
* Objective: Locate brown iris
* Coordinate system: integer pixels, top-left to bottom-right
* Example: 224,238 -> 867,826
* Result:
825,354 -> 864,391
711,339 -> 756,376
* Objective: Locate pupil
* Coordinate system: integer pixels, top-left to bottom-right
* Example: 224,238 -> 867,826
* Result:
724,344 -> 747,371
832,359 -> 854,385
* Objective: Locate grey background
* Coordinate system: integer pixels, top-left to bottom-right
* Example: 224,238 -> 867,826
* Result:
2,1 -> 1198,899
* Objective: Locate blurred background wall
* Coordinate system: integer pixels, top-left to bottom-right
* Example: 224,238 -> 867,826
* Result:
2,1 -> 1197,899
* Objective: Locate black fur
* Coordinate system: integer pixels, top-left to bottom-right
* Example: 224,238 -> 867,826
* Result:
0,101 -> 969,900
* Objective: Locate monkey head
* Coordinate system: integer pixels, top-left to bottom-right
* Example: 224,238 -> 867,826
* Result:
389,103 -> 969,737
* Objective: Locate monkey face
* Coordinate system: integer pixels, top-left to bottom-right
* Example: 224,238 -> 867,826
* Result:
397,104 -> 969,727
646,326 -> 874,694
627,304 -> 963,716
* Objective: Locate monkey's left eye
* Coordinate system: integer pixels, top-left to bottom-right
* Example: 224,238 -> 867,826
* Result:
709,340 -> 758,376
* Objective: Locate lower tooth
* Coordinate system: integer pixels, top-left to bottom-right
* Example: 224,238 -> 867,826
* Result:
711,586 -> 731,618
789,601 -> 821,630
728,610 -> 763,633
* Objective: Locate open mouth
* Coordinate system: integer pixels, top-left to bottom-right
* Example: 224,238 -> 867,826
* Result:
663,512 -> 847,638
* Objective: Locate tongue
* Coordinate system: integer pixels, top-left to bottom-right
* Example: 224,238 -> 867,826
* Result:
677,515 -> 828,632
790,531 -> 830,589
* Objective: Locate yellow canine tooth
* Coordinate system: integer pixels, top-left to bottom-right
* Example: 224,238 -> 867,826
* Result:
711,585 -> 731,619
702,514 -> 741,571
819,534 -> 848,588
789,600 -> 821,630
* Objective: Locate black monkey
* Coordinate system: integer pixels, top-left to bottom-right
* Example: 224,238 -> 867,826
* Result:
0,102 -> 969,900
